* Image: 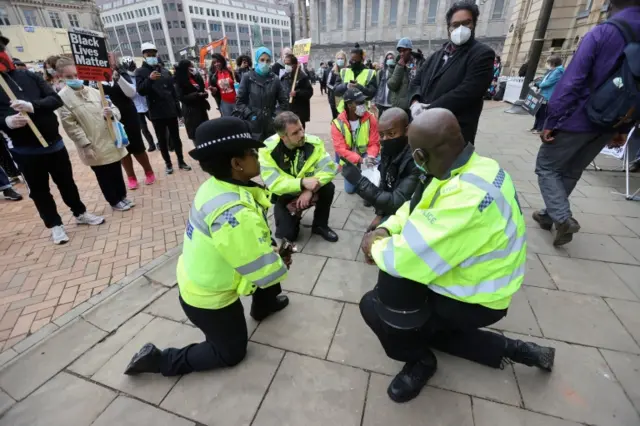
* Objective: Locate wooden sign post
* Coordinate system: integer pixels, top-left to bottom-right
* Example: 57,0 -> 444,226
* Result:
0,74 -> 48,147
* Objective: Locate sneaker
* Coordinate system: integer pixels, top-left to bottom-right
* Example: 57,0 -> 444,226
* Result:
387,352 -> 438,403
165,165 -> 174,175
76,212 -> 105,226
123,198 -> 136,208
2,188 -> 22,201
112,200 -> 131,211
51,225 -> 69,245
531,129 -> 541,134
553,217 -> 580,246
532,210 -> 553,231
147,144 -> 157,153
8,175 -> 20,184
124,343 -> 162,375
127,176 -> 139,190
144,172 -> 156,185
178,162 -> 192,171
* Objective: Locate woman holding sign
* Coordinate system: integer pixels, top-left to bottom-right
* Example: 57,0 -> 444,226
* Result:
280,54 -> 313,129
56,57 -> 133,212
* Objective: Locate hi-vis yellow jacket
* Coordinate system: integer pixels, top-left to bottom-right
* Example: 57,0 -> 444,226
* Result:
178,177 -> 287,309
336,67 -> 376,113
371,147 -> 526,310
259,134 -> 337,195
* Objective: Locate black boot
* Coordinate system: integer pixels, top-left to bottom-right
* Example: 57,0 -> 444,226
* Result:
124,343 -> 162,375
506,340 -> 555,371
553,217 -> 580,246
387,351 -> 437,403
312,226 -> 339,242
532,210 -> 553,231
250,295 -> 289,321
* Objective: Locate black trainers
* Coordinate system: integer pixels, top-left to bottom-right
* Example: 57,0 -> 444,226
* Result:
553,217 -> 580,246
532,210 -> 553,231
124,343 -> 162,375
506,340 -> 555,372
178,162 -> 192,171
312,226 -> 339,242
387,352 -> 438,403
147,143 -> 157,152
2,188 -> 22,201
250,295 -> 289,321
165,165 -> 174,175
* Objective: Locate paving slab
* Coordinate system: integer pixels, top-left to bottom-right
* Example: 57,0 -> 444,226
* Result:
281,253 -> 327,294
525,287 -> 639,353
251,292 -> 342,358
525,229 -> 569,257
327,303 -> 403,375
144,253 -> 179,287
600,349 -> 640,413
362,373 -> 474,426
83,276 -> 168,332
572,197 -> 640,218
0,389 -> 13,416
253,352 -> 368,426
332,191 -> 369,210
605,298 -> 640,345
144,287 -> 187,322
472,397 -> 583,426
523,252 -> 557,289
508,333 -> 640,426
615,215 -> 640,237
92,317 -> 202,404
312,258 -> 378,303
302,229 -> 364,260
93,396 -> 194,426
612,236 -> 640,263
539,255 -> 638,299
342,208 -> 376,232
565,212 -> 635,236
609,263 -> 640,299
161,343 -> 283,426
301,206 -> 352,229
562,233 -> 639,265
0,318 -> 107,400
69,313 -> 154,377
492,289 -> 542,336
0,372 -> 115,426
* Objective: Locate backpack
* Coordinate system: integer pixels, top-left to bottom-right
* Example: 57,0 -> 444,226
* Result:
586,18 -> 640,129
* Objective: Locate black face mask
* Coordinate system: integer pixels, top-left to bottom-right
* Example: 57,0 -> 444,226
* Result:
381,136 -> 408,158
350,60 -> 363,70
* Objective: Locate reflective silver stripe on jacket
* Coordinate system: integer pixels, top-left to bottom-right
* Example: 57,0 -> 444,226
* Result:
261,166 -> 281,187
315,155 -> 335,174
253,263 -> 288,287
429,264 -> 526,299
236,251 -> 280,275
188,192 -> 241,237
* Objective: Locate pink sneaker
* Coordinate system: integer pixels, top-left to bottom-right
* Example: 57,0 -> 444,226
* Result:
144,172 -> 156,185
127,176 -> 139,190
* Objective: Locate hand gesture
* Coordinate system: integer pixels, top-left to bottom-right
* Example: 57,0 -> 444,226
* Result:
112,70 -> 120,81
290,91 -> 296,98
150,71 -> 161,81
347,82 -> 357,89
209,86 -> 218,95
10,100 -> 34,114
608,133 -> 627,148
366,215 -> 384,232
102,107 -> 113,119
5,114 -> 28,129
361,228 -> 390,264
301,177 -> 320,192
340,158 -> 362,184
296,190 -> 314,210
82,145 -> 97,161
397,56 -> 406,67
540,129 -> 555,144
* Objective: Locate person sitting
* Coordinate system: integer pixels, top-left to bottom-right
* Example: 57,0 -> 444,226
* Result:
340,108 -> 419,230
124,117 -> 290,377
331,88 -> 380,194
360,108 -> 555,404
260,111 -> 339,243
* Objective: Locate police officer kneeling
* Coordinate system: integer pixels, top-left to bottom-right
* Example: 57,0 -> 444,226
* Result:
361,108 -> 555,403
125,117 -> 290,376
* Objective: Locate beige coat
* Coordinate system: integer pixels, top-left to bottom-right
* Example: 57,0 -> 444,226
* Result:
58,86 -> 127,167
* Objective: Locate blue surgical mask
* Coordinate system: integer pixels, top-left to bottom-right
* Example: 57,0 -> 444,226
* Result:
336,59 -> 345,67
145,57 -> 158,66
386,59 -> 395,66
256,62 -> 270,75
66,79 -> 84,89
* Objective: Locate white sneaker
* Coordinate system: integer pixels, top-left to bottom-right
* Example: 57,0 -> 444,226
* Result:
123,198 -> 136,208
51,225 -> 69,245
76,212 -> 106,225
111,201 -> 131,212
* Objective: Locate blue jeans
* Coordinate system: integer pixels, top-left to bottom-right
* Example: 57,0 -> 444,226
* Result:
219,101 -> 234,117
0,167 -> 11,191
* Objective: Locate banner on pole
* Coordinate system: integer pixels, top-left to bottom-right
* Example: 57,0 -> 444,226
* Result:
68,27 -> 111,81
292,38 -> 312,64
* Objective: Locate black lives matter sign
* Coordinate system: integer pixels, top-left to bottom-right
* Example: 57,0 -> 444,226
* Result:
68,27 -> 112,82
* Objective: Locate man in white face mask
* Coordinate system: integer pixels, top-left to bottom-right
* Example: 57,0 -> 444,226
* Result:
408,0 -> 495,145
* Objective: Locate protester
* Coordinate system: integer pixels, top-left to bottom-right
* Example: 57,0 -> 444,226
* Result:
334,43 -> 377,113
281,54 -> 313,129
374,51 -> 395,118
260,111 -> 339,242
12,58 -> 26,71
534,0 -> 640,246
413,48 -> 426,69
487,56 -> 502,98
360,108 -> 555,403
0,36 -> 104,244
530,55 -> 564,134
327,52 -> 347,119
124,117 -> 290,377
409,0 -> 494,144
43,55 -> 63,92
272,47 -> 292,78
341,108 -> 419,229
123,59 -> 157,152
174,59 -> 210,142
57,58 -> 132,213
208,53 -> 238,117
102,62 -> 156,189
0,166 -> 21,200
136,43 -> 191,175
331,89 -> 380,194
319,62 -> 328,95
387,38 -> 414,114
234,47 -> 289,142
236,55 -> 252,80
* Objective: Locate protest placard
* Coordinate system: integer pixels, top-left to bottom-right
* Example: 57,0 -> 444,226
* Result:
522,88 -> 544,116
292,38 -> 312,64
68,27 -> 111,82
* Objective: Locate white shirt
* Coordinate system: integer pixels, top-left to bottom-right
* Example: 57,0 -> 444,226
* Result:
348,119 -> 360,150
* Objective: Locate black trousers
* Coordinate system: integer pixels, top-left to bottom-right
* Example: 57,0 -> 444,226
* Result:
360,283 -> 509,369
12,148 -> 86,228
138,112 -> 155,146
159,284 -> 282,376
0,141 -> 19,177
151,117 -> 184,166
274,182 -> 335,240
320,83 -> 327,95
90,160 -> 127,206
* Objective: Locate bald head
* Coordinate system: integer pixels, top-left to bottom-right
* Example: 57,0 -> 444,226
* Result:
379,107 -> 409,130
408,108 -> 466,178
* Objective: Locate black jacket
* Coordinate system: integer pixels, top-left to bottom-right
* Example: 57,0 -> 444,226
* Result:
234,70 -> 288,142
326,69 -> 340,107
281,70 -> 313,123
0,70 -> 63,149
409,40 -> 494,144
355,144 -> 420,217
175,72 -> 210,140
135,62 -> 181,120
208,68 -> 240,108
271,61 -> 285,79
101,73 -> 138,129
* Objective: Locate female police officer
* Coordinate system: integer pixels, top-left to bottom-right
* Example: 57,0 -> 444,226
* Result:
124,117 -> 290,376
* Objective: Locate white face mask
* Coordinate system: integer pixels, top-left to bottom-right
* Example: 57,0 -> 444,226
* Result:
450,26 -> 472,46
189,68 -> 196,75
284,64 -> 293,73
355,104 -> 367,117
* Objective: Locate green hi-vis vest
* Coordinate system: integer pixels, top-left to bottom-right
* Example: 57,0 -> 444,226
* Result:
371,151 -> 527,310
336,67 -> 376,113
332,117 -> 370,165
178,177 -> 287,310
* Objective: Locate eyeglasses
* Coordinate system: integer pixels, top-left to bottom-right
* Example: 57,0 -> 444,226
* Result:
449,19 -> 473,31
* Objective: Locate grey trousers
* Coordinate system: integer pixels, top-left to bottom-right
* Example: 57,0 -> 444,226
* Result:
535,131 -> 612,223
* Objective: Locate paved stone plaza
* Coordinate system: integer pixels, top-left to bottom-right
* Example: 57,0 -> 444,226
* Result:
0,96 -> 638,425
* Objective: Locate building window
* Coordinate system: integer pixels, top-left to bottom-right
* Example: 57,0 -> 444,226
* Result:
335,0 -> 343,29
319,0 -> 326,31
163,3 -> 168,12
207,9 -> 211,16
189,6 -> 193,13
427,0 -> 438,23
388,0 -> 398,25
155,6 -> 160,13
225,24 -> 234,32
263,28 -> 271,36
408,0 -> 417,24
211,23 -> 221,31
178,3 -> 183,12
49,12 -> 63,28
128,26 -> 137,34
173,20 -> 178,27
168,3 -> 176,11
139,23 -> 149,32
181,20 -> 185,28
157,38 -> 166,46
200,7 -> 204,15
171,36 -> 175,44
167,21 -> 172,28
23,9 -> 38,26
132,41 -> 141,49
353,0 -> 360,28
370,0 -> 378,26
491,0 -> 505,19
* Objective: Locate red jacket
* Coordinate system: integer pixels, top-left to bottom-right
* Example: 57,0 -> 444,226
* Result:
331,110 -> 380,164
